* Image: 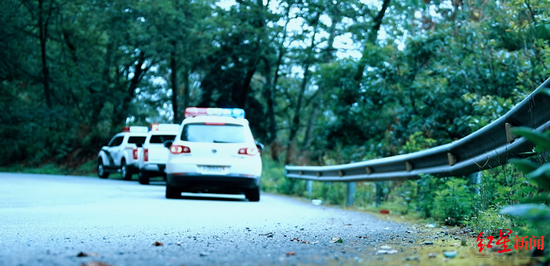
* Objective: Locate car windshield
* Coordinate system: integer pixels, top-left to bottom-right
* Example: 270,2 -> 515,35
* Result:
150,134 -> 176,144
181,123 -> 246,143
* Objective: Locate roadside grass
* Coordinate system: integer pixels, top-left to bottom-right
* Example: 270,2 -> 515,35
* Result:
71,159 -> 99,176
0,163 -> 72,175
0,159 -> 98,177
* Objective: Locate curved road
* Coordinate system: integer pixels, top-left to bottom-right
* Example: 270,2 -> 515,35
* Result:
0,173 -> 416,265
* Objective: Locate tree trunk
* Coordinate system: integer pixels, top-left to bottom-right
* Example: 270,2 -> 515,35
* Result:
353,0 -> 391,88
301,12 -> 340,152
112,52 -> 149,127
285,12 -> 321,165
170,41 -> 179,123
38,0 -> 53,108
235,59 -> 259,108
182,64 -> 190,118
264,4 -> 291,152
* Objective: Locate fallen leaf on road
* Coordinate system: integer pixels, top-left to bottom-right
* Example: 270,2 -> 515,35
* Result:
81,261 -> 111,266
286,251 -> 296,256
152,241 -> 164,246
330,237 -> 343,243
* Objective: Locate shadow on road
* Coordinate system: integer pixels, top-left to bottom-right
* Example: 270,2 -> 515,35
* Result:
146,181 -> 166,186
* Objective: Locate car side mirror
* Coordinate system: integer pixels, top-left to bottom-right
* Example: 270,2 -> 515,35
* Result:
255,141 -> 265,152
164,140 -> 174,149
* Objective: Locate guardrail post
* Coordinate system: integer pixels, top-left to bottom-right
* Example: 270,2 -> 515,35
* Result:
306,180 -> 313,198
375,182 -> 382,206
346,182 -> 355,206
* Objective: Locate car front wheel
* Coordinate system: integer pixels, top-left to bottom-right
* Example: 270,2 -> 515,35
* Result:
97,160 -> 109,179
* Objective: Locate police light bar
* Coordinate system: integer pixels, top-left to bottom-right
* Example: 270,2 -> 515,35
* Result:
122,126 -> 149,133
150,123 -> 180,132
184,107 -> 245,119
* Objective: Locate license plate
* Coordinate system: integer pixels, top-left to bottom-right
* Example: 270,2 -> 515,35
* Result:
199,166 -> 225,174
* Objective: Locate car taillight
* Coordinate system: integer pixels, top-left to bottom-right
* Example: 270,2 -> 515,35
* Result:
238,147 -> 258,156
132,148 -> 138,160
170,145 -> 191,154
144,148 -> 149,162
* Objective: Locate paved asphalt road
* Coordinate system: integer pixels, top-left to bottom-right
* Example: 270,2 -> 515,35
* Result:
0,173 -> 408,266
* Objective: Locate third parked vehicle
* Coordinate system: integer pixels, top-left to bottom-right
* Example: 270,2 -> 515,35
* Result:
97,126 -> 148,180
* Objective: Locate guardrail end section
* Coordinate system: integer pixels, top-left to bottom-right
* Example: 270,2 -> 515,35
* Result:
447,152 -> 457,166
505,122 -> 516,143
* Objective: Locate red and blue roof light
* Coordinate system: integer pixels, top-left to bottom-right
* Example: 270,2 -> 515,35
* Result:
184,107 -> 245,119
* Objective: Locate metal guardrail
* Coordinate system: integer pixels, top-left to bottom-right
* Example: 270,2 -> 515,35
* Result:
285,78 -> 550,182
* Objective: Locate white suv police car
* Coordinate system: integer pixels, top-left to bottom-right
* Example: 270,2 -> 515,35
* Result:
164,107 -> 263,201
137,123 -> 179,185
97,126 -> 148,180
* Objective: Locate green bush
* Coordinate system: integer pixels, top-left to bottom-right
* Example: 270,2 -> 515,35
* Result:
259,156 -> 287,193
464,207 -> 513,236
499,125 -> 550,261
416,174 -> 440,218
433,178 -> 473,225
322,182 -> 347,205
354,182 -> 376,208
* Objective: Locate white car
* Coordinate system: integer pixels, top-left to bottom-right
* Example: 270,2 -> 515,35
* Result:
164,107 -> 263,201
137,123 -> 179,185
97,126 -> 149,180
